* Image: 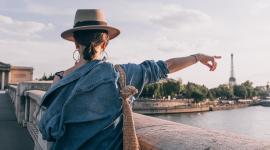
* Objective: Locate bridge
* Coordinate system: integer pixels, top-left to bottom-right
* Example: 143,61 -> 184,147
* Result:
0,91 -> 33,150
1,81 -> 270,150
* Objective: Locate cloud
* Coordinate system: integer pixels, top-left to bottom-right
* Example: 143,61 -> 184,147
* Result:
0,14 -> 54,39
143,5 -> 217,54
250,1 -> 270,16
0,39 -> 73,79
150,6 -> 212,31
25,2 -> 74,16
0,0 -> 269,88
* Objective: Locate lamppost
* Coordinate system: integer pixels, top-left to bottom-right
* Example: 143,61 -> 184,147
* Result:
267,82 -> 269,96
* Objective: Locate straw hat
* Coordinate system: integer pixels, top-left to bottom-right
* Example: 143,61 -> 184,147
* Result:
61,9 -> 120,41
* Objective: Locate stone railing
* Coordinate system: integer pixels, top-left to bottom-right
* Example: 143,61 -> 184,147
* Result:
134,114 -> 270,150
24,90 -> 52,150
9,81 -> 52,125
7,81 -> 270,150
7,84 -> 17,103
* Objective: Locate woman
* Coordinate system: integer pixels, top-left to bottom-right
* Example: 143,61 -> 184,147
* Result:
38,9 -> 221,150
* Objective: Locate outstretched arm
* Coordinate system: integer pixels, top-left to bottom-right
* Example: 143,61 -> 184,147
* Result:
166,53 -> 221,74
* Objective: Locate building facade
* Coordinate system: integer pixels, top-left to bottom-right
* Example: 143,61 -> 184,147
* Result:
0,62 -> 11,90
9,66 -> 33,84
0,61 -> 33,90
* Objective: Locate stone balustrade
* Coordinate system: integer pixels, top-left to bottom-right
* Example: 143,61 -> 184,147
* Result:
7,81 -> 270,150
7,84 -> 17,103
15,81 -> 52,125
134,114 -> 270,150
24,90 -> 52,150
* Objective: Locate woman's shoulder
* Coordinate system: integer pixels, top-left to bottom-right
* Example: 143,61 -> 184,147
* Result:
94,61 -> 115,71
75,61 -> 119,93
84,61 -> 117,78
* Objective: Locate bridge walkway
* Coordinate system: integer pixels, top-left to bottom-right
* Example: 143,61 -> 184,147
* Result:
0,91 -> 34,150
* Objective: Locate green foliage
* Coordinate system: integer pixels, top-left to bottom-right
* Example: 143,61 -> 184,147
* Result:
184,82 -> 208,102
38,73 -> 54,81
234,85 -> 247,99
254,87 -> 269,99
140,83 -> 156,98
141,80 -> 209,102
140,79 -> 184,99
241,81 -> 254,98
210,84 -> 233,99
162,80 -> 183,97
207,90 -> 215,100
140,79 -> 268,101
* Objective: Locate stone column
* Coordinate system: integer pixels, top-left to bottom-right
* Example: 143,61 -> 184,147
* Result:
1,71 -> 5,90
8,70 -> 11,83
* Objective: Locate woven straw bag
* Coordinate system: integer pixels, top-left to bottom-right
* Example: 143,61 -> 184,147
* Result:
114,65 -> 140,150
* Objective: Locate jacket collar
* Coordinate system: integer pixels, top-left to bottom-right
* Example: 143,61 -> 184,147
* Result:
41,60 -> 103,105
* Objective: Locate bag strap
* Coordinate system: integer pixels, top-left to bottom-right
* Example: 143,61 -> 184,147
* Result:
114,65 -> 126,90
114,64 -> 140,150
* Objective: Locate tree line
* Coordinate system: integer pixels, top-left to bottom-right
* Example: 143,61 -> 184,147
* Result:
37,73 -> 54,81
38,73 -> 269,102
140,79 -> 269,102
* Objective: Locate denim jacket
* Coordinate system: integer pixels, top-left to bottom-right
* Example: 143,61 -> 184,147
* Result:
38,59 -> 169,150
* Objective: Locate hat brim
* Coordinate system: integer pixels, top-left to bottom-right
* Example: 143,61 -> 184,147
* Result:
61,25 -> 120,42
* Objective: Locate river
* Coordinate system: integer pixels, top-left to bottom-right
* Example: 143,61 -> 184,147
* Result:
149,106 -> 270,140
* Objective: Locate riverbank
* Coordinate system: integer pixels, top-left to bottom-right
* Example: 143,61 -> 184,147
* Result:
133,99 -> 253,114
134,106 -> 209,114
210,103 -> 250,111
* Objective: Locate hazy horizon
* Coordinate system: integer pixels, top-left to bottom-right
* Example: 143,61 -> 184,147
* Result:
0,0 -> 270,88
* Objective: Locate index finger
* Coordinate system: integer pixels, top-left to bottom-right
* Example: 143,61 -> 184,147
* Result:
214,56 -> 222,59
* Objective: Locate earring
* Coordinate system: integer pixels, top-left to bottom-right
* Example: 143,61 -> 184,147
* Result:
73,49 -> 80,63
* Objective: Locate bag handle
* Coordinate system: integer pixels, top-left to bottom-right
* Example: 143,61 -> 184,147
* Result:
114,64 -> 140,150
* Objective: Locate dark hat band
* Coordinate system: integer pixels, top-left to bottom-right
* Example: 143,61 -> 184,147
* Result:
73,20 -> 107,28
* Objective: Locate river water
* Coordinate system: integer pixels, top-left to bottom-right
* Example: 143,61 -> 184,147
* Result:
149,106 -> 270,140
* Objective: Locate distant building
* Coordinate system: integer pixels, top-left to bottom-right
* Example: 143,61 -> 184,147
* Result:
256,86 -> 267,91
9,66 -> 33,84
257,82 -> 270,97
0,62 -> 11,90
0,61 -> 33,90
229,53 -> 236,87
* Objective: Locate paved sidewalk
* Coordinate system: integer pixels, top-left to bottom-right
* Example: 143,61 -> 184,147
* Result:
0,91 -> 34,150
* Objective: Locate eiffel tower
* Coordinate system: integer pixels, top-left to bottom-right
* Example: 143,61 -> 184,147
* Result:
229,53 -> 236,87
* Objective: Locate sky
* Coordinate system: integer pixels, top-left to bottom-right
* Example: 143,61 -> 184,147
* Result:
0,0 -> 269,88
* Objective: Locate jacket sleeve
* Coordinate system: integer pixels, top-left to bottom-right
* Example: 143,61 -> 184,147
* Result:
120,60 -> 169,97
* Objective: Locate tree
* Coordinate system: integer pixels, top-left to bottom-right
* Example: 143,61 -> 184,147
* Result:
207,90 -> 215,100
234,85 -> 247,99
241,80 -> 254,98
153,83 -> 161,98
38,73 -> 54,81
254,87 -> 268,99
211,84 -> 233,99
191,89 -> 205,102
141,79 -> 185,99
184,82 -> 208,102
140,79 -> 267,101
141,83 -> 156,98
162,80 -> 184,98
